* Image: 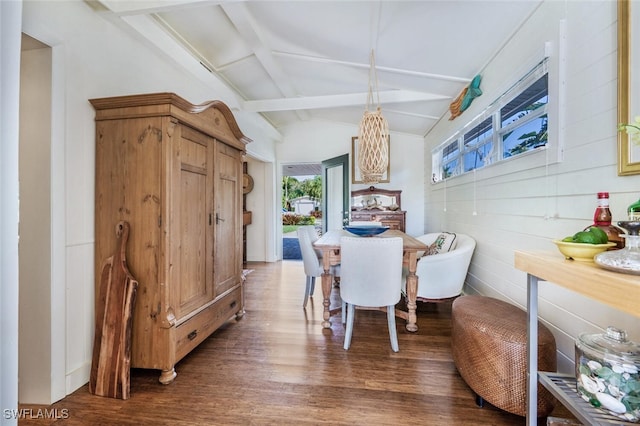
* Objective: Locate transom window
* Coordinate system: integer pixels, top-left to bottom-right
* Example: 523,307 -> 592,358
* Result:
432,60 -> 549,182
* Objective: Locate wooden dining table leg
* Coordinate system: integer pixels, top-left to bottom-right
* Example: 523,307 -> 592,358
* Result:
405,251 -> 419,332
320,251 -> 332,328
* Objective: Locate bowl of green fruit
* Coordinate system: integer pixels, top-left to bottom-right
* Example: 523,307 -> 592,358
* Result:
553,227 -> 616,262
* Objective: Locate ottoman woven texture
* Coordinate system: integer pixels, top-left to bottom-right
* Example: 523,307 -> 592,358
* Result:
451,295 -> 557,417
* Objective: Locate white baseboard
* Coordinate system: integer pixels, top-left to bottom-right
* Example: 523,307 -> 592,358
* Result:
65,362 -> 90,397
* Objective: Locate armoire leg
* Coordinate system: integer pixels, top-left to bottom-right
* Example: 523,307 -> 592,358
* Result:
159,368 -> 177,385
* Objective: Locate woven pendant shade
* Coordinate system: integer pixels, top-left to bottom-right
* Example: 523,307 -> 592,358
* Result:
358,50 -> 389,184
358,108 -> 389,183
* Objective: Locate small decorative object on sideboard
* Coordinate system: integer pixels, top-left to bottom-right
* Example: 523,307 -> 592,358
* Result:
575,326 -> 640,422
595,221 -> 640,274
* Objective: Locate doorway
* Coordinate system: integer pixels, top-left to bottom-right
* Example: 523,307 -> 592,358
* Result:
281,156 -> 349,260
282,163 -> 322,260
19,33 -> 61,404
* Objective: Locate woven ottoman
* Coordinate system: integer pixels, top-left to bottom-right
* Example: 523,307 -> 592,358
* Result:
451,295 -> 557,417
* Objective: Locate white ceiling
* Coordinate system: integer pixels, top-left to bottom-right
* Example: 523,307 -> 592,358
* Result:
96,0 -> 542,138
282,162 -> 322,177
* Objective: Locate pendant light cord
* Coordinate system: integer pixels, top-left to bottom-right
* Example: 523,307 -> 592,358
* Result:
366,49 -> 381,111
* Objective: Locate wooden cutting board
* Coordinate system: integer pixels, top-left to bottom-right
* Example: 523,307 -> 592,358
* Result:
89,221 -> 138,399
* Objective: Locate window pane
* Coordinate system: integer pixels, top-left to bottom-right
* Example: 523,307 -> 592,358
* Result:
442,159 -> 458,178
442,140 -> 459,163
502,114 -> 548,157
501,75 -> 548,128
463,142 -> 493,172
434,61 -> 551,182
464,117 -> 493,148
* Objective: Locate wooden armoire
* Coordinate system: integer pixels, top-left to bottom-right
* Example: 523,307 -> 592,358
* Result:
91,93 -> 251,384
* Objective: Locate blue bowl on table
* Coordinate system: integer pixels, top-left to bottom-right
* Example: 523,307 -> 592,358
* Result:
343,226 -> 390,237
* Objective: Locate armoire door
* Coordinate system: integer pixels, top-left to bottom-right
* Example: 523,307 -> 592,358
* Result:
214,140 -> 242,296
173,125 -> 215,320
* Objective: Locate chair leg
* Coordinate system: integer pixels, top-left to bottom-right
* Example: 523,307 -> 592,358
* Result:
343,303 -> 356,350
386,305 -> 399,352
303,276 -> 312,308
310,276 -> 315,296
341,300 -> 346,325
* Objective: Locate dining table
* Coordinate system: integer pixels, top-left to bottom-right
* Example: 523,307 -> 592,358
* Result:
313,229 -> 428,332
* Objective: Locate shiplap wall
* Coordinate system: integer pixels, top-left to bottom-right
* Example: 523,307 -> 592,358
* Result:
424,0 -> 640,373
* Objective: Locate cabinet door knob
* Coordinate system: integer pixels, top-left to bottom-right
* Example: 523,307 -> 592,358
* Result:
187,330 -> 198,340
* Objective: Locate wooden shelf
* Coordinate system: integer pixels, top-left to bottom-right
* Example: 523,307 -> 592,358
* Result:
514,250 -> 640,319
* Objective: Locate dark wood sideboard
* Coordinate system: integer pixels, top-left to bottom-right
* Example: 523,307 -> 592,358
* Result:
350,187 -> 406,232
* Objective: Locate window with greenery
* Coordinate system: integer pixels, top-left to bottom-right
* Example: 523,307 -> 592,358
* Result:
463,116 -> 493,173
432,60 -> 549,182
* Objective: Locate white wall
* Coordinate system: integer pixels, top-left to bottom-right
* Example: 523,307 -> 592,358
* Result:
424,0 -> 640,373
244,127 -> 278,264
245,157 -> 271,262
21,0 -> 279,399
278,120 -> 425,236
19,40 -> 53,404
1,0 -> 22,421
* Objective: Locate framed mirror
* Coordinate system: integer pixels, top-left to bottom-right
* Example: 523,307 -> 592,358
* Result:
351,187 -> 401,211
618,0 -> 640,175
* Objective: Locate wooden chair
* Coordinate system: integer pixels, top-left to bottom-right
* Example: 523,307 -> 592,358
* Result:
340,236 -> 404,352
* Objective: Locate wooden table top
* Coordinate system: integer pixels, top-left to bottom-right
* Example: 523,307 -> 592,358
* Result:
314,229 -> 427,251
514,250 -> 640,319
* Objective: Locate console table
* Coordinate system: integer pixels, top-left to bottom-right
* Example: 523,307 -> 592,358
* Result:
514,250 -> 640,425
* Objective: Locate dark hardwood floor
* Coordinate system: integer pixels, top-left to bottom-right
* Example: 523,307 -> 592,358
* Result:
18,260 -> 574,425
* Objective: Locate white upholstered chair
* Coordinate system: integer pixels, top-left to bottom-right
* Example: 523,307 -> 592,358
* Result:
297,226 -> 340,309
300,224 -> 322,258
340,236 -> 404,352
408,233 -> 476,301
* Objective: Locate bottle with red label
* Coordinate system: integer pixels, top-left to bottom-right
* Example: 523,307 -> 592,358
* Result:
587,192 -> 624,249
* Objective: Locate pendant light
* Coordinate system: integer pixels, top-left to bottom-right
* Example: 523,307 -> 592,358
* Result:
358,49 -> 389,184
